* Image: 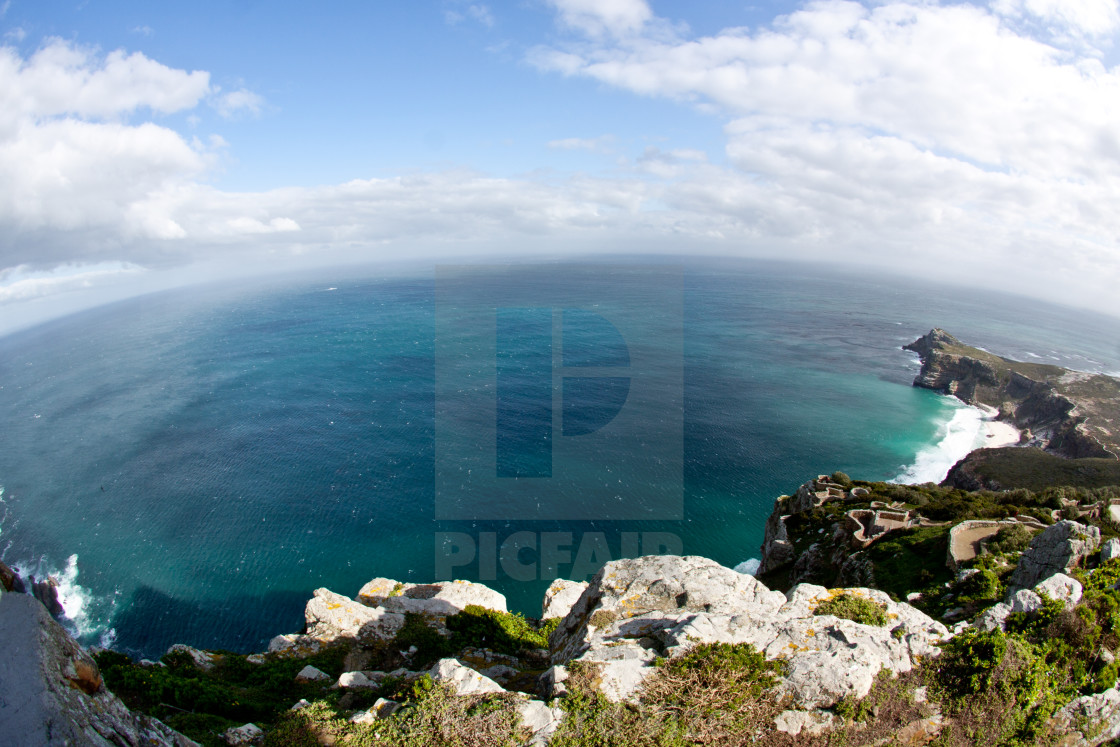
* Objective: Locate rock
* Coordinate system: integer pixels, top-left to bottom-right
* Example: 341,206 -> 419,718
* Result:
373,697 -> 401,718
538,665 -> 569,700
1050,687 -> 1120,745
1035,572 -> 1083,608
358,578 -> 507,616
246,654 -> 266,665
1009,589 -> 1042,614
894,713 -> 945,745
774,709 -> 835,736
221,723 -> 263,746
548,557 -> 949,710
0,593 -> 198,746
166,644 -> 217,672
550,555 -> 787,665
335,670 -> 387,689
542,579 -> 588,620
267,634 -> 322,657
975,603 -> 1012,632
350,709 -> 378,725
290,699 -> 311,711
30,575 -> 65,618
1102,539 -> 1120,563
294,664 -> 330,683
429,658 -> 505,695
305,587 -> 405,643
482,664 -> 519,683
516,698 -> 563,746
0,558 -> 25,593
1008,520 -> 1100,590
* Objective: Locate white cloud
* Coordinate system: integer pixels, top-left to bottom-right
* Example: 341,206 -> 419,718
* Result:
546,0 -> 652,37
445,2 -> 495,28
0,261 -> 145,303
528,0 -> 1120,313
547,135 -> 616,152
212,87 -> 265,118
0,39 -> 210,123
992,0 -> 1120,36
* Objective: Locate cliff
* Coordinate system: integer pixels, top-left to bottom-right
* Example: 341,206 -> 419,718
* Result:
904,328 -> 1120,459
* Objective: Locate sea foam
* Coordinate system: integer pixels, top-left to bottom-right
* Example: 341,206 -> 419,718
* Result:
893,402 -> 1019,485
17,553 -> 118,647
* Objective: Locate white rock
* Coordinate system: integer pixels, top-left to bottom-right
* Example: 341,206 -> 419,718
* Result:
975,603 -> 1012,632
373,698 -> 400,718
1009,520 -> 1099,590
349,709 -> 378,725
429,658 -> 505,695
542,579 -> 589,620
1052,687 -> 1120,745
516,699 -> 564,746
245,654 -> 266,665
550,555 -> 787,664
166,644 -> 216,672
335,671 -> 386,689
290,699 -> 311,711
1035,572 -> 1083,608
1101,539 -> 1120,563
295,665 -> 330,683
358,578 -> 507,616
1010,589 -> 1042,614
774,709 -> 836,736
305,587 -> 405,643
222,723 -> 263,746
267,634 -> 322,657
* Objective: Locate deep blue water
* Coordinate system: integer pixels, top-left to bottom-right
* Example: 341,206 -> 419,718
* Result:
0,257 -> 1117,659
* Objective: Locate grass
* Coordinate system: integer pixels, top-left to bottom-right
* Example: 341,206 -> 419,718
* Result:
813,593 -> 888,626
950,447 -> 1120,492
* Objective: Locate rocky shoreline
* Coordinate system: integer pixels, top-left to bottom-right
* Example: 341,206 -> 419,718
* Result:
904,328 -> 1120,460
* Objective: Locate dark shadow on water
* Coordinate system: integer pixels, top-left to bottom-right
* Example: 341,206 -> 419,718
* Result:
109,585 -> 309,661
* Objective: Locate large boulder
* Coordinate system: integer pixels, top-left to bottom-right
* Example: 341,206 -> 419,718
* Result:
0,593 -> 198,746
428,658 -> 505,695
304,587 -> 405,643
550,555 -> 787,665
1008,520 -> 1100,591
357,578 -> 507,616
1049,687 -> 1120,746
546,556 -> 947,709
541,579 -> 588,620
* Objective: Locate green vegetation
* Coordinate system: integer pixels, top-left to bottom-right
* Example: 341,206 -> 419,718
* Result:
951,447 -> 1120,492
94,646 -> 349,747
264,684 -> 524,747
865,524 -> 954,602
813,593 -> 888,626
985,524 -> 1034,555
445,605 -> 555,655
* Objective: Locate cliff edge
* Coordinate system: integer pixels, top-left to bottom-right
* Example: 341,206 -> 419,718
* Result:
904,328 -> 1120,459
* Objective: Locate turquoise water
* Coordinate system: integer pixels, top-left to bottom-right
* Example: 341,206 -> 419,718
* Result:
0,258 -> 1117,659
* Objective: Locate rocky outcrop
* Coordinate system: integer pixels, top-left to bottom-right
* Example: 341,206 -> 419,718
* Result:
541,579 -> 588,620
1008,520 -> 1100,591
357,577 -> 507,616
905,329 -> 1120,460
976,572 -> 1084,632
0,592 -> 197,746
1049,687 -> 1120,746
304,587 -> 406,644
547,555 -> 950,709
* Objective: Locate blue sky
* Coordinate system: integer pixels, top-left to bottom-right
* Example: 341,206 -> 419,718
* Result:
2,0 -> 1120,330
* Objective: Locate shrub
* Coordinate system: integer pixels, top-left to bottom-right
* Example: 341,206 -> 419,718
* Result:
445,606 -> 550,655
985,524 -> 1034,555
814,593 -> 889,626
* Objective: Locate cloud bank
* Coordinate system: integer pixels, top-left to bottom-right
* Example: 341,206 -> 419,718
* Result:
2,2 -> 1120,324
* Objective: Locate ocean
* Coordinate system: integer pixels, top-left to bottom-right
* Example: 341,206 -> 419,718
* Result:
0,257 -> 1117,660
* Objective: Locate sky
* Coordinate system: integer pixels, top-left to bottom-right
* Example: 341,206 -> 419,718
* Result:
2,0 -> 1120,330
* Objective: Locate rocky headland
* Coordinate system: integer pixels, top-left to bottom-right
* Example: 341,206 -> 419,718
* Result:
904,328 -> 1120,460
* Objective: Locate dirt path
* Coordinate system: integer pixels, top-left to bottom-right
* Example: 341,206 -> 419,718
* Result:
950,525 -> 1004,565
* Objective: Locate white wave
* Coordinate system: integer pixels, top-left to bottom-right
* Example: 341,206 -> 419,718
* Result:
18,553 -> 118,643
892,403 -> 1020,485
734,558 -> 760,576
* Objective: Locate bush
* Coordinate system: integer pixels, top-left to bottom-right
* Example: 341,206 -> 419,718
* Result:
814,593 -> 889,626
985,524 -> 1034,555
445,606 -> 550,655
